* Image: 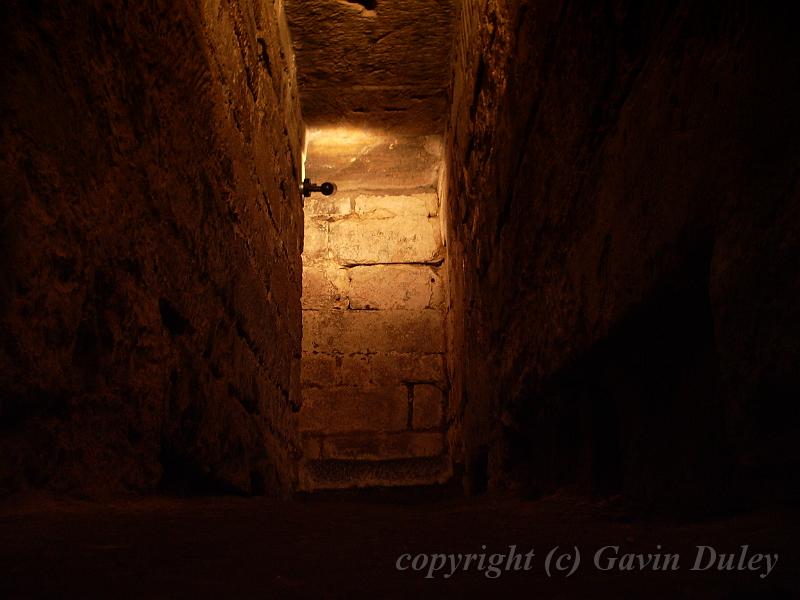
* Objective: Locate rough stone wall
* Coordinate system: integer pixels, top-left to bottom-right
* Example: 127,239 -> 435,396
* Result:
285,0 -> 455,134
0,0 -> 304,496
299,130 -> 450,489
444,1 -> 800,508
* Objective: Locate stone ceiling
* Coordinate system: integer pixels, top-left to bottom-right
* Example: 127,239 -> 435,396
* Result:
285,0 -> 455,134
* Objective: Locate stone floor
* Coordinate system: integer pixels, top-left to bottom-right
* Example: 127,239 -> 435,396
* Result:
1,491 -> 797,598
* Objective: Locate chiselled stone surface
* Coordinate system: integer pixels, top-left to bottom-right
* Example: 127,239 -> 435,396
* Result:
412,384 -> 443,430
316,431 -> 445,460
304,130 -> 443,192
303,309 -> 445,354
329,215 -> 442,265
353,193 -> 437,218
301,353 -> 340,388
444,0 -> 800,508
302,263 -> 444,311
0,1 -> 304,496
303,220 -> 329,260
285,1 -> 455,133
348,265 -> 443,310
299,387 -> 409,433
299,456 -> 451,490
303,352 -> 446,388
300,126 -> 450,489
301,265 -> 348,309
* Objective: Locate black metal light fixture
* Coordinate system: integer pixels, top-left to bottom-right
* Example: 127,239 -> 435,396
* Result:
301,178 -> 337,198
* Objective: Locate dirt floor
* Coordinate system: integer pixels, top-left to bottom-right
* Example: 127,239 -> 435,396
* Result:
1,491 -> 798,599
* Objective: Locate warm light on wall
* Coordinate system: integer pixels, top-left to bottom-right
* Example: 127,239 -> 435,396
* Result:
305,125 -> 389,155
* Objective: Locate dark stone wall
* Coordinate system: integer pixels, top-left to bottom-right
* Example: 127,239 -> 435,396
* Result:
285,0 -> 455,133
0,1 -> 304,496
443,0 -> 800,510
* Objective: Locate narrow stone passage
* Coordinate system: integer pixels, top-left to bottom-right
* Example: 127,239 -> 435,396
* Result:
1,0 -> 799,596
299,130 -> 450,489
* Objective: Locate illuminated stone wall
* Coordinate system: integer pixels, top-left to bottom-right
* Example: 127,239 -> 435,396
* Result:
0,0 -> 304,496
299,129 -> 450,490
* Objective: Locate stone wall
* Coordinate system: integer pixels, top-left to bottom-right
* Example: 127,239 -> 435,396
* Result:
299,129 -> 450,489
285,0 -> 455,134
0,0 -> 304,496
443,0 -> 800,509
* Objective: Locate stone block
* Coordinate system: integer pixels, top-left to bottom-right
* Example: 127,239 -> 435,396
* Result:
303,131 -> 442,190
341,352 -> 446,386
301,353 -> 340,387
353,193 -> 434,217
301,265 -> 348,309
413,384 -> 443,429
302,310 -> 445,354
304,196 -> 352,217
429,268 -> 446,309
322,432 -> 444,460
298,455 -> 451,491
302,435 -> 323,459
424,193 -> 440,217
339,353 -> 373,386
299,386 -> 408,433
302,219 -> 328,259
348,265 -> 439,310
328,215 -> 442,265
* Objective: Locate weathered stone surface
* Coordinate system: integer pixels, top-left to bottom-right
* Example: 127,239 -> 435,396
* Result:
302,436 -> 324,460
321,432 -> 444,460
301,353 -> 340,388
444,0 -> 800,508
303,310 -> 445,354
304,130 -> 442,191
301,265 -> 348,309
413,384 -> 443,430
298,123 -> 449,488
285,1 -> 455,133
301,120 -> 447,487
302,352 -> 447,389
353,193 -> 435,217
302,220 -> 328,260
366,353 -> 447,386
299,456 -> 451,490
0,0 -> 304,496
302,352 -> 446,388
348,265 -> 442,310
304,195 -> 352,218
329,215 -> 442,265
299,387 -> 408,433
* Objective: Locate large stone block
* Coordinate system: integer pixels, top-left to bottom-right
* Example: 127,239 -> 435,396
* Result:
304,196 -> 352,218
301,353 -> 340,387
302,219 -> 328,259
302,309 -> 445,354
352,193 -> 435,218
328,215 -> 442,265
301,435 -> 323,459
322,432 -> 444,460
303,131 -> 443,190
348,264 -> 441,310
301,265 -> 348,309
413,384 -> 444,430
298,455 -> 451,491
341,352 -> 447,386
299,386 -> 408,433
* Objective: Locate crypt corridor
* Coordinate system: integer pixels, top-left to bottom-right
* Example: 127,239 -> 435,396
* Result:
1,0 -> 799,597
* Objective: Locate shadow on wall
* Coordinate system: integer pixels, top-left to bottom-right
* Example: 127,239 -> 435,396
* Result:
503,234 -> 734,515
